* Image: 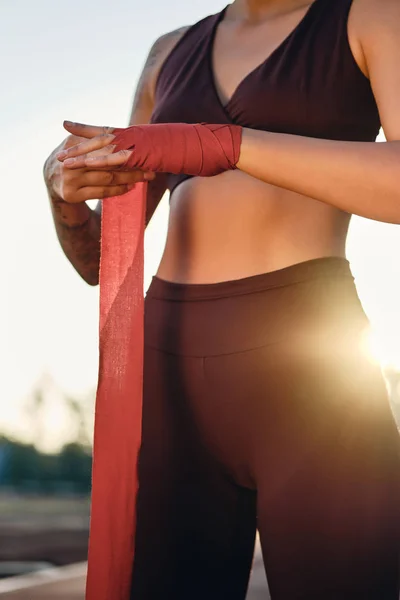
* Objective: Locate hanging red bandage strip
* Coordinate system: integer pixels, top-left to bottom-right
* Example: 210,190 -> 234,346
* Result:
83,121 -> 242,600
85,182 -> 147,600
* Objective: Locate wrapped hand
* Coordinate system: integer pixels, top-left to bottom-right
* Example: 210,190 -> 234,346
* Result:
57,121 -> 242,177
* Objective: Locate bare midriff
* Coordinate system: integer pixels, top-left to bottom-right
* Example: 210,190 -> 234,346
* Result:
156,170 -> 351,284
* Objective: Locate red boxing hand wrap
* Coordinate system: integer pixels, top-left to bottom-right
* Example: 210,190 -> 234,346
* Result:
111,122 -> 243,176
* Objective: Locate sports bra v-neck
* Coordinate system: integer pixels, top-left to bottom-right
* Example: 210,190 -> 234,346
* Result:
150,0 -> 381,195
209,1 -> 319,110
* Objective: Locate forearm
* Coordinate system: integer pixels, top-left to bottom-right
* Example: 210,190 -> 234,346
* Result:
43,151 -> 101,285
62,121 -> 400,223
237,129 -> 400,224
47,170 -> 165,286
47,187 -> 101,286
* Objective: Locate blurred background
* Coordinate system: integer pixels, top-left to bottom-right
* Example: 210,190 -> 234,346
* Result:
1,0 -> 400,597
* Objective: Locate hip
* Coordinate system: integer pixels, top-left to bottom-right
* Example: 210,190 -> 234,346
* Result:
145,256 -> 369,358
143,255 -> 400,490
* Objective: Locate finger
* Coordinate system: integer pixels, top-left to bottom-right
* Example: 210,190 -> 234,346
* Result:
78,169 -> 151,187
87,167 -> 156,181
63,149 -> 132,170
62,121 -> 117,139
63,144 -> 116,164
56,135 -> 115,161
74,184 -> 138,202
90,164 -> 156,180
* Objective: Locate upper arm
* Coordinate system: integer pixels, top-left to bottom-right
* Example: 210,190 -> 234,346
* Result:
352,0 -> 400,141
94,25 -> 190,216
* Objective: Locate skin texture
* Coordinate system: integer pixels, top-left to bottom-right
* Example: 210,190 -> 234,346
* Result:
44,26 -> 188,285
53,0 -> 400,284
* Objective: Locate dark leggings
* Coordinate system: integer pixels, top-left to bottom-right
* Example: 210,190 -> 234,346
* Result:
130,257 -> 400,599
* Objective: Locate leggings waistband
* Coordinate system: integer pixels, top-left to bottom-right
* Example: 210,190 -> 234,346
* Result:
146,256 -> 353,302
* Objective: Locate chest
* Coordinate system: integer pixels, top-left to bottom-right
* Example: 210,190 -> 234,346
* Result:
211,5 -> 313,108
151,4 -> 380,143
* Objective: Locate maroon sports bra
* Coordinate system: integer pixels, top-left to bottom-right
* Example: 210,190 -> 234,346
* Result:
150,0 -> 381,195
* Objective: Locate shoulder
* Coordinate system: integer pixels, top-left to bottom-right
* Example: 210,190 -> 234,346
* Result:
151,10 -> 218,64
142,11 -> 221,104
153,26 -> 191,54
349,0 -> 399,31
143,26 -> 192,105
127,25 -> 190,126
148,26 -> 191,71
129,10 -> 223,124
348,0 -> 400,78
348,0 -> 400,140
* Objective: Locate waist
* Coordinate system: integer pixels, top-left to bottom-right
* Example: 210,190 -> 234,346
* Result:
145,256 -> 370,357
156,173 -> 350,283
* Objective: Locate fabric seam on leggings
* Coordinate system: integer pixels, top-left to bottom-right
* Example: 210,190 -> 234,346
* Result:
144,329 -> 343,358
146,273 -> 354,303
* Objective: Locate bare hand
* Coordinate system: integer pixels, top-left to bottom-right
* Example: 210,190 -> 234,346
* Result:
44,124 -> 155,204
56,121 -> 136,171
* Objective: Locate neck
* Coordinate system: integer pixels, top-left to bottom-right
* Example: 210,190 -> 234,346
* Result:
229,0 -> 311,20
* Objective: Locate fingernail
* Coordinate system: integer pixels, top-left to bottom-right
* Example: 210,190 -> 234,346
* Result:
144,172 -> 154,181
64,158 -> 75,166
56,151 -> 67,159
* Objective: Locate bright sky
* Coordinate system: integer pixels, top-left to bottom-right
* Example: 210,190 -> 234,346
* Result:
2,0 -> 400,452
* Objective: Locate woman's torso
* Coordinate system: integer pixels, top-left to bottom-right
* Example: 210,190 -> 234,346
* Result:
149,0 -> 381,283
